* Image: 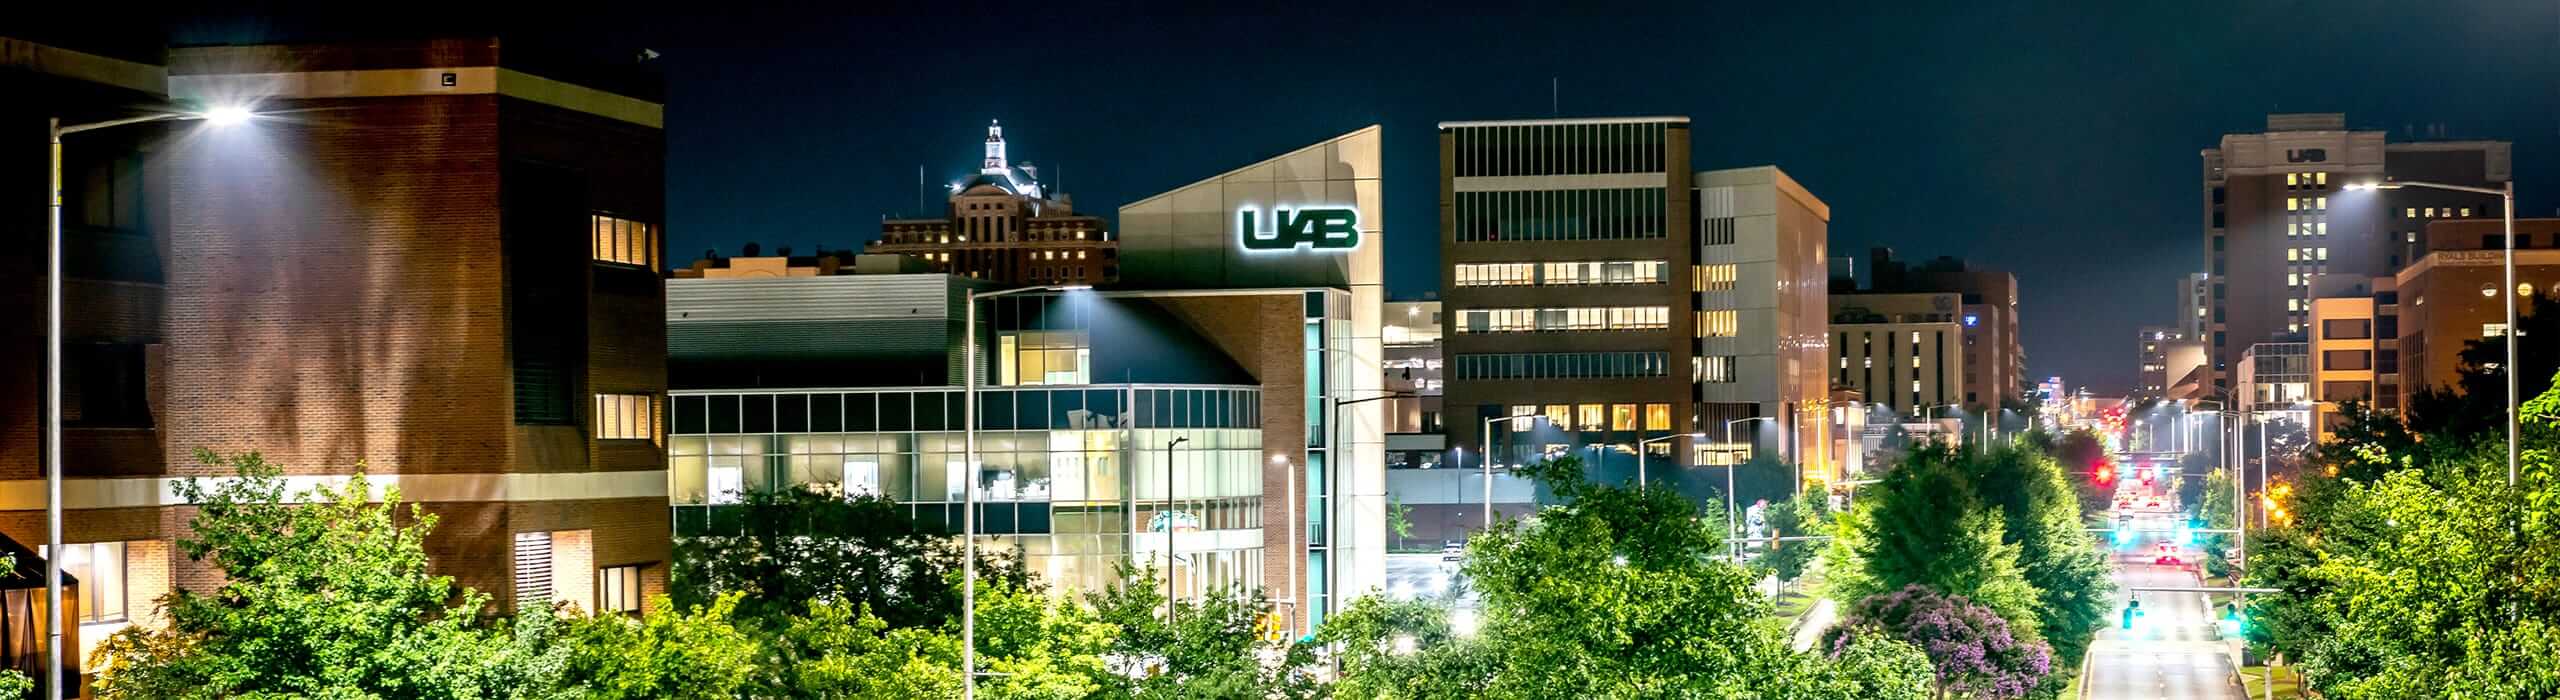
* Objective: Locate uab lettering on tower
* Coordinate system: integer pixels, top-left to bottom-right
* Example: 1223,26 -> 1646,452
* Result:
1238,206 -> 1360,252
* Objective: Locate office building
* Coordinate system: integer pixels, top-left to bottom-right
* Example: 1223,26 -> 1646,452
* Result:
5,37 -> 675,688
2136,327 -> 2206,401
867,121 -> 1116,285
2308,288 -> 2379,441
673,126 -> 1387,635
1382,300 -> 1444,434
1437,116 -> 1835,507
2389,218 -> 2560,411
1853,249 -> 2029,409
2179,272 -> 2211,339
1827,292 -> 1966,416
2200,113 -> 2511,392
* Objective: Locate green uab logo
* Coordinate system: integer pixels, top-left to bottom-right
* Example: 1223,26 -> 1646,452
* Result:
1238,206 -> 1360,252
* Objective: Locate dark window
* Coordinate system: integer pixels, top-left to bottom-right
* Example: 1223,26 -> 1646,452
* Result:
2321,319 -> 2372,340
2322,350 -> 2372,371
2322,381 -> 2372,402
507,163 -> 589,425
2486,235 -> 2502,249
2376,349 -> 2399,373
2212,187 -> 2226,205
2211,211 -> 2225,228
68,342 -> 150,428
2377,315 -> 2399,338
2212,237 -> 2224,252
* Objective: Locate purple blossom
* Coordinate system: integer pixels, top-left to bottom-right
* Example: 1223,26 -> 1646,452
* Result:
1824,585 -> 2054,699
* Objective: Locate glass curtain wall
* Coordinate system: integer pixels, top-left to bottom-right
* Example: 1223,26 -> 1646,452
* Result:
670,386 -> 1263,597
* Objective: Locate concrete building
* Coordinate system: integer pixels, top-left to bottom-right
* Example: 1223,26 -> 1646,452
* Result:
1437,116 -> 1835,512
1381,300 -> 1443,435
1854,248 -> 2029,409
2201,113 -> 2511,392
2390,218 -> 2560,411
867,121 -> 1116,285
2308,292 -> 2378,442
1828,292 -> 1966,417
5,36 -> 676,690
671,126 -> 1387,636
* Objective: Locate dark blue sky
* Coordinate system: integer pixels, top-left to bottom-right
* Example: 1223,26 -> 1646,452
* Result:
183,1 -> 2560,394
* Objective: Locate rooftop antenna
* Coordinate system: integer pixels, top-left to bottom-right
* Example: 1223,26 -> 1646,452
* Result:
1550,77 -> 1559,115
917,165 -> 926,214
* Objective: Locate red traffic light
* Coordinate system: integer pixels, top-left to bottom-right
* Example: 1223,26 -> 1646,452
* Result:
2096,466 -> 2114,484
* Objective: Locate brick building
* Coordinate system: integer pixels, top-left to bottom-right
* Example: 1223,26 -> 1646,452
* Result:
4,36 -> 673,681
866,121 -> 1117,285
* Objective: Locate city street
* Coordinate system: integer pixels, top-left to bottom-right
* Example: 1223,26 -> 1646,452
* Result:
2083,457 -> 2243,700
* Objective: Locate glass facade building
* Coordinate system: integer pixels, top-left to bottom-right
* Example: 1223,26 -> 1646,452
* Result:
670,385 -> 1265,597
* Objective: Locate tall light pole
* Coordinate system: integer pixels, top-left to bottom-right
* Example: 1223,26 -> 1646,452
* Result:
47,106 -> 251,696
1480,414 -> 1551,531
1164,436 -> 1190,625
1723,417 -> 1776,559
1635,432 -> 1703,490
960,284 -> 1086,700
2350,179 -> 2519,486
1273,454 -> 1296,635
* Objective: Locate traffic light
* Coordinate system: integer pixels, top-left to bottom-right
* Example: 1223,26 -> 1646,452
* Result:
2095,465 -> 2114,486
2122,599 -> 2143,629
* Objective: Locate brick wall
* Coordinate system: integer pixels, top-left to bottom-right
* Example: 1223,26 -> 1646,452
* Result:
1147,294 -> 1309,627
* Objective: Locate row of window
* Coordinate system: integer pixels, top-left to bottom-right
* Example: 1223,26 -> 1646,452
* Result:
2285,172 -> 2330,189
1694,264 -> 1738,292
1451,188 -> 1669,241
1455,306 -> 1669,333
2407,207 -> 2474,219
512,530 -> 645,615
1502,402 -> 1676,432
671,387 -> 1263,435
2286,247 -> 2330,262
1450,351 -> 1670,380
1697,309 -> 1737,337
2285,219 -> 2328,238
2285,196 -> 2329,212
1449,121 -> 1672,177
1453,260 -> 1666,287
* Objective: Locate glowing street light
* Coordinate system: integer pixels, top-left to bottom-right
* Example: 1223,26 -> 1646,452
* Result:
45,105 -> 253,694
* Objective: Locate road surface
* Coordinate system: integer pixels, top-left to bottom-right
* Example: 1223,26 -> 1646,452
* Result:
2083,461 -> 2243,700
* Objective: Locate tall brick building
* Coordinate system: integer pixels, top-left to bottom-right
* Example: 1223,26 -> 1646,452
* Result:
5,35 -> 673,680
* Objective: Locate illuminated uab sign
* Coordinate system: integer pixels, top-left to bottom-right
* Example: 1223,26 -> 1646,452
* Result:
1238,206 -> 1360,252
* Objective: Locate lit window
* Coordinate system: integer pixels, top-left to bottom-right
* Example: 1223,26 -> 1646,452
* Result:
2287,249 -> 2299,262
590,214 -> 658,268
2287,198 -> 2299,211
1699,356 -> 1738,383
1077,251 -> 1087,260
1645,403 -> 1672,431
2317,247 -> 2329,260
2407,232 -> 2418,243
594,394 -> 654,441
2316,197 -> 2327,209
599,565 -> 643,615
1697,309 -> 1737,337
2315,221 -> 2327,236
2405,208 -> 2418,218
2316,172 -> 2328,185
2425,208 -> 2437,217
2288,323 -> 2301,333
1611,404 -> 1638,431
2486,323 -> 2509,338
2286,173 -> 2298,186
1694,264 -> 1739,292
2460,208 -> 2473,217
1577,404 -> 1607,430
55,541 -> 126,624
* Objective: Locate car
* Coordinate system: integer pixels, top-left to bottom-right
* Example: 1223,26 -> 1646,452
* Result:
2153,543 -> 2184,566
1440,541 -> 1465,562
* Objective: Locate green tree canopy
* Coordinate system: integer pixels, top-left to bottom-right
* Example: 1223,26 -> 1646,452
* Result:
671,484 -> 1030,627
1822,448 -> 2043,637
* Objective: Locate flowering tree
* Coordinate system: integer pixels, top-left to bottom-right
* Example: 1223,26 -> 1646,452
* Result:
1824,585 -> 2054,700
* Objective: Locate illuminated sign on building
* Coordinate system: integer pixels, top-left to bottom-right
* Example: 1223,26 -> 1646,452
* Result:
1237,206 -> 1360,252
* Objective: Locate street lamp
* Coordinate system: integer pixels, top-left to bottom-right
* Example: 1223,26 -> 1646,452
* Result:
1635,432 -> 1703,490
960,283 -> 1087,700
1479,414 -> 1552,531
46,106 -> 253,694
2349,179 -> 2519,487
1164,436 -> 1190,625
1722,417 -> 1776,559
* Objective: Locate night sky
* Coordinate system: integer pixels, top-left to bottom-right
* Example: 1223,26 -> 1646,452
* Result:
177,1 -> 2559,395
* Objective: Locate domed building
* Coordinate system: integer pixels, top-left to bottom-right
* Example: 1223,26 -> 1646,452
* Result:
867,121 -> 1117,285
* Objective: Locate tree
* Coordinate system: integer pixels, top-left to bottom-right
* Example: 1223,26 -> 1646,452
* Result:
1822,447 -> 2043,636
1962,446 -> 2113,673
1754,490 -> 1827,592
1387,496 -> 1415,551
1084,564 -> 1317,698
92,451 -> 512,699
2047,430 -> 2111,514
545,594 -> 764,699
671,484 -> 1028,628
2196,467 -> 2240,577
762,599 -> 962,698
1317,596 -> 1498,699
1823,585 -> 2056,700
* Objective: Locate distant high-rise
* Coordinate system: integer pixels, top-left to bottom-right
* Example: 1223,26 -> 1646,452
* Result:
1852,249 -> 2028,410
2200,113 -> 2510,393
2178,272 -> 2210,339
867,121 -> 1116,285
